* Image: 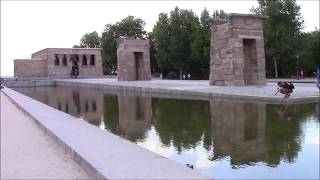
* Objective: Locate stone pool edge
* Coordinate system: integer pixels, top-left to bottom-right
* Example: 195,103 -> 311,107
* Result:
3,78 -> 318,103
2,87 -> 210,180
55,80 -> 319,103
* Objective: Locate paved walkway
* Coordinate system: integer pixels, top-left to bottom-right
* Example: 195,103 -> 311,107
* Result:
56,78 -> 319,102
0,92 -> 89,179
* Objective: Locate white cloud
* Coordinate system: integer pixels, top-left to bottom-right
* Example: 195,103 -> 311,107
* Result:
137,127 -> 175,157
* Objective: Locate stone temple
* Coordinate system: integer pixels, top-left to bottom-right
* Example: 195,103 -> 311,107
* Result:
209,14 -> 268,86
117,37 -> 151,81
14,48 -> 103,77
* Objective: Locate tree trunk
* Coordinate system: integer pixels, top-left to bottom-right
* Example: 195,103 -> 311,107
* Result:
179,67 -> 183,80
274,58 -> 278,78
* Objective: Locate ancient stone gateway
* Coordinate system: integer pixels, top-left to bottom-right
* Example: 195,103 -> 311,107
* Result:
209,14 -> 268,86
117,37 -> 151,81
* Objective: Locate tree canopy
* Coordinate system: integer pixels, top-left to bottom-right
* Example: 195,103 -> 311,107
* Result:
251,0 -> 304,78
101,16 -> 147,73
298,30 -> 320,75
153,7 -> 228,79
73,31 -> 101,48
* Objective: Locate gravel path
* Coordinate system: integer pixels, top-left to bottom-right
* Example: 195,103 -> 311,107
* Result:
0,92 -> 90,179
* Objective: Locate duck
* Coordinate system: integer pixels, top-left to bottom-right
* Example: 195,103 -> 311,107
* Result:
186,163 -> 194,169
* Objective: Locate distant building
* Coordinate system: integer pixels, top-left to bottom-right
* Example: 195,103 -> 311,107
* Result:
14,48 -> 103,77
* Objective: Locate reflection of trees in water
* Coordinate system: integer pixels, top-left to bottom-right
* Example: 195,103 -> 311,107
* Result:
264,103 -> 316,166
152,98 -> 316,168
152,98 -> 211,152
103,95 -> 120,134
317,101 -> 320,121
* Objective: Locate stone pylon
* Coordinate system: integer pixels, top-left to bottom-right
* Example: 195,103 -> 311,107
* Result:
117,36 -> 151,81
209,14 -> 268,86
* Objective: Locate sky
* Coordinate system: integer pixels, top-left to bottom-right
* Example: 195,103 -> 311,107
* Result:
1,0 -> 319,76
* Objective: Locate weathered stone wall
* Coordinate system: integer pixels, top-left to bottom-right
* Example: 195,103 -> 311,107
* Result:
209,14 -> 267,86
117,37 -> 151,81
14,48 -> 103,78
14,59 -> 47,77
46,48 -> 103,77
31,49 -> 49,60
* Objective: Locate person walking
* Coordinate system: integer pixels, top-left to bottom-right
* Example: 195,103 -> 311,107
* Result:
300,69 -> 304,79
71,62 -> 79,79
314,68 -> 320,90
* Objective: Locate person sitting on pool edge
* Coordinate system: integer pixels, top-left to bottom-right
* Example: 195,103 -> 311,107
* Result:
275,82 -> 295,98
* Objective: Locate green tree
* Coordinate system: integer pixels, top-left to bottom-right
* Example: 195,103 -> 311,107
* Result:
153,7 -> 199,79
154,7 -> 228,79
80,31 -> 101,48
72,31 -> 101,48
298,30 -> 320,75
153,13 -> 173,77
101,16 -> 147,73
146,32 -> 160,73
169,7 -> 199,79
190,9 -> 228,79
190,8 -> 210,79
212,9 -> 228,19
251,0 -> 304,78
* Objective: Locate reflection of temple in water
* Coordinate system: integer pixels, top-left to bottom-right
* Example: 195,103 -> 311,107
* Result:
51,88 -> 103,125
118,96 -> 152,141
210,99 -> 267,166
15,87 -> 103,125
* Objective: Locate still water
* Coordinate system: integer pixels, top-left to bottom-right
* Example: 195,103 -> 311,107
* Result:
13,86 -> 319,179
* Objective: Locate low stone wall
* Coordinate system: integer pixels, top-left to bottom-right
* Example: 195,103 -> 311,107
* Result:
2,78 -> 55,88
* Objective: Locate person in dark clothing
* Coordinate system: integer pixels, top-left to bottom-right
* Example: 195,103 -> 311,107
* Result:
71,62 -> 79,79
275,82 -> 295,98
314,68 -> 320,90
0,78 -> 4,89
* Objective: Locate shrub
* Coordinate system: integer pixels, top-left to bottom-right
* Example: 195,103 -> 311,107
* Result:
166,71 -> 179,79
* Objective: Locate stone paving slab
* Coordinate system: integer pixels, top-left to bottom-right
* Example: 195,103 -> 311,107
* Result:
2,87 -> 209,180
55,78 -> 319,102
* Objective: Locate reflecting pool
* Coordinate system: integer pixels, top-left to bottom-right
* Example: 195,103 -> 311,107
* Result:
13,86 -> 320,179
